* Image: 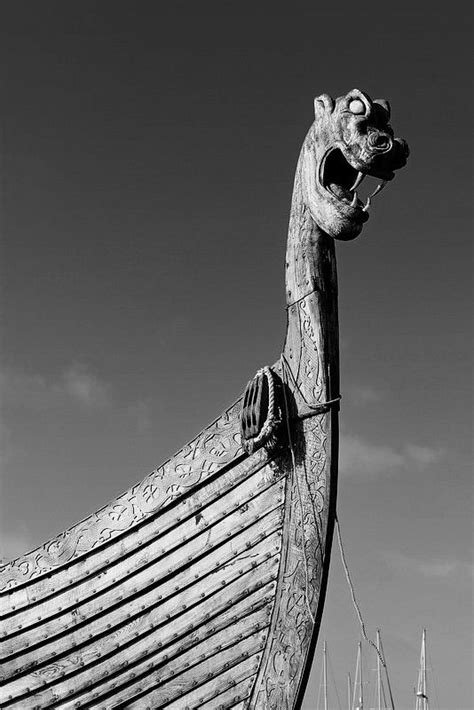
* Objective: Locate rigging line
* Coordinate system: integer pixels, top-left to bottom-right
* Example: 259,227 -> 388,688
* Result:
280,353 -> 341,414
334,514 -> 389,675
286,287 -> 319,309
280,357 -> 316,626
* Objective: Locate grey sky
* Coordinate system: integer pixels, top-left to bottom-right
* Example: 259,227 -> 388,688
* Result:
0,2 -> 472,708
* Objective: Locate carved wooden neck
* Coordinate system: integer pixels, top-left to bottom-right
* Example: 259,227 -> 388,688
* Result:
283,153 -> 340,409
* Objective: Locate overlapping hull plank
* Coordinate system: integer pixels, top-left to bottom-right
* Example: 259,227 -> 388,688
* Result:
1,380 -> 334,710
1,435 -> 287,707
1,400 -> 245,593
3,458 -> 280,662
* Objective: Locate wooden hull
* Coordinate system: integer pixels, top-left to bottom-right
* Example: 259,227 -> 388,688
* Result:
0,351 -> 337,708
1,85 -> 410,709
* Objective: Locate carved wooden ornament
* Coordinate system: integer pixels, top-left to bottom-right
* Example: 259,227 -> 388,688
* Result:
0,90 -> 408,709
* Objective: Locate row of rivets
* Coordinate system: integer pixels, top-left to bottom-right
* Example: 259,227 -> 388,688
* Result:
6,525 -> 280,657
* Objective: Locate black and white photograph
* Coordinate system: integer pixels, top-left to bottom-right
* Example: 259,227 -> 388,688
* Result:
0,2 -> 471,709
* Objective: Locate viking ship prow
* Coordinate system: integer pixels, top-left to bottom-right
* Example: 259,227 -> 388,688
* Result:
0,90 -> 408,709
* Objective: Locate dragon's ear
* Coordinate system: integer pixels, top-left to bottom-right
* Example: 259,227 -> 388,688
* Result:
314,93 -> 335,115
374,98 -> 391,119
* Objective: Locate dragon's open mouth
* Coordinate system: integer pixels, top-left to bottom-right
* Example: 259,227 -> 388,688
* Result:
321,148 -> 387,213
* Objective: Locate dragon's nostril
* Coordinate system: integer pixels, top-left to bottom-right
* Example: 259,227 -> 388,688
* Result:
368,132 -> 391,151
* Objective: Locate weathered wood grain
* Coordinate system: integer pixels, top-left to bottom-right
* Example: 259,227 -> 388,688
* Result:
2,476 -> 284,706
2,457 -> 281,646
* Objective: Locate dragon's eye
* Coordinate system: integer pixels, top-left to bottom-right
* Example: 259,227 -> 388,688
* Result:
348,98 -> 366,115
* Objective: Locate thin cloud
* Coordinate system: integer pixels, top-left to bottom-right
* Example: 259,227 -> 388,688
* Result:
61,364 -> 110,407
0,364 -> 153,442
340,434 -> 443,479
0,364 -> 110,410
340,434 -> 403,477
126,400 -> 153,436
419,560 -> 458,577
346,384 -> 381,406
385,550 -> 472,579
403,443 -> 441,467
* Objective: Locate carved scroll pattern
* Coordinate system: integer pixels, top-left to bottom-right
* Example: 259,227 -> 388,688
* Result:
253,414 -> 329,709
251,295 -> 333,709
299,297 -> 324,404
0,402 -> 244,591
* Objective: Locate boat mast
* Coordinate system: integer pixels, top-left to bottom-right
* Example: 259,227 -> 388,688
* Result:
352,641 -> 364,710
347,673 -> 352,710
415,629 -> 429,710
376,630 -> 382,710
378,629 -> 395,710
323,640 -> 328,710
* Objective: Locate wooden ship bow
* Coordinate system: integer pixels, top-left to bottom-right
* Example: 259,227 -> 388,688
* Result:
0,90 -> 408,709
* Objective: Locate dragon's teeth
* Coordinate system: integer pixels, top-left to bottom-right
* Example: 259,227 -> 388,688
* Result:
351,191 -> 358,207
350,171 -> 364,191
370,180 -> 387,198
362,196 -> 371,212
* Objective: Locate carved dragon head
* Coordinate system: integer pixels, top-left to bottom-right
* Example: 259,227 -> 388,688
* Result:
301,88 -> 409,240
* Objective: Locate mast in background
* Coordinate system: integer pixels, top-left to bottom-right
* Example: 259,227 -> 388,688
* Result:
377,629 -> 396,710
415,629 -> 429,710
353,641 -> 364,710
316,640 -> 330,710
377,630 -> 382,710
323,640 -> 328,710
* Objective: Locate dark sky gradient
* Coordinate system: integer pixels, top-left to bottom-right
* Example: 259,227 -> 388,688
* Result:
1,2 -> 472,708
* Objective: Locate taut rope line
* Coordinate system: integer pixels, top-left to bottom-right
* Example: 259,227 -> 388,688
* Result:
279,353 -> 390,694
280,353 -> 341,416
286,286 -> 319,309
335,513 -> 391,677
